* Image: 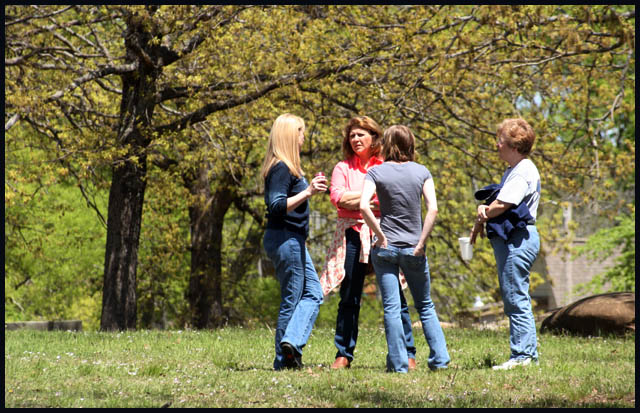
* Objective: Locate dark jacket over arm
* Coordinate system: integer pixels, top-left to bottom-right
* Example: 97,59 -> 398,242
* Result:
474,184 -> 534,241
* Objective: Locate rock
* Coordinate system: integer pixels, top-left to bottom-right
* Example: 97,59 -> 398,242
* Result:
5,320 -> 83,331
540,292 -> 635,336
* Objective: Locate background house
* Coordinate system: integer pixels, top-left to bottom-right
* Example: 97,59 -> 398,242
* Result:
530,238 -> 617,310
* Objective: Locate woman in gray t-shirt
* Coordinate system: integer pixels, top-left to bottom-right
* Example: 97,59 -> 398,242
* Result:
360,125 -> 450,373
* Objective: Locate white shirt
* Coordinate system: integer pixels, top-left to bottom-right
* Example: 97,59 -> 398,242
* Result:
497,158 -> 541,220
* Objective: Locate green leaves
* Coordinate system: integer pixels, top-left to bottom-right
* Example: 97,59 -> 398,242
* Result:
5,5 -> 635,326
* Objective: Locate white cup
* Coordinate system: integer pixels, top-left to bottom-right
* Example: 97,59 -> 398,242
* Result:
458,237 -> 473,261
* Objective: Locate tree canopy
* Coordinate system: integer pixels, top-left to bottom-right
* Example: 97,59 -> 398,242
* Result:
5,5 -> 635,329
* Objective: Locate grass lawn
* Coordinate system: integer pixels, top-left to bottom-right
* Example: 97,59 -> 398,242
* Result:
4,326 -> 635,407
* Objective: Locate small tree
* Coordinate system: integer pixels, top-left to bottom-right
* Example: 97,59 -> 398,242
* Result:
573,212 -> 635,294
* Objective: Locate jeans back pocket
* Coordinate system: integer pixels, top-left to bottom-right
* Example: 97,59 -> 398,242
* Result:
372,246 -> 397,265
403,253 -> 426,271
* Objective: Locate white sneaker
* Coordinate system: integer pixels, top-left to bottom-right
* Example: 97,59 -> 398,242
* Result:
492,358 -> 534,370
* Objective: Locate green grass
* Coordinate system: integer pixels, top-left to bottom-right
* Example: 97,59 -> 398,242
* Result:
4,326 -> 635,407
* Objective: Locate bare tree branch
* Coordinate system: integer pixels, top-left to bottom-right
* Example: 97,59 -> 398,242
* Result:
45,63 -> 137,103
155,55 -> 380,134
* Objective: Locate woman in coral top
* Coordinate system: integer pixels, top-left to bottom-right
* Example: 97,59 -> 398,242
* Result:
319,116 -> 417,370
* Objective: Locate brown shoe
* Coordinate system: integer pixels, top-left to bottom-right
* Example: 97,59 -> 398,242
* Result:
331,356 -> 351,369
408,358 -> 417,371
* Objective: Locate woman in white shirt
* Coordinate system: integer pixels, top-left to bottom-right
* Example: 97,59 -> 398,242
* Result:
471,118 -> 541,371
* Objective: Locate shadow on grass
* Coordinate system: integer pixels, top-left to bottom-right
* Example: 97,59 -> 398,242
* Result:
217,363 -> 275,372
332,389 -> 634,408
218,363 -> 388,372
518,395 -> 633,408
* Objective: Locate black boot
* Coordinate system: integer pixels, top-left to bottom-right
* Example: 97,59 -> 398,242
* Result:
281,342 -> 303,369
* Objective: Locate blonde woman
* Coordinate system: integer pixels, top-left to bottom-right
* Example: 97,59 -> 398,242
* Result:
261,113 -> 327,370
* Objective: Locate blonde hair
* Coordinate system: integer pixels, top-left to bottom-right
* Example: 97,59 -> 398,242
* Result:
261,113 -> 305,179
497,118 -> 536,156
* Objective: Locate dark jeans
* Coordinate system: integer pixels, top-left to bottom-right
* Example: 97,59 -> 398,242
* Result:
334,228 -> 416,362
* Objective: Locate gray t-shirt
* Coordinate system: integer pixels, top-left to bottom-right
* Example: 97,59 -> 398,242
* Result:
365,161 -> 432,248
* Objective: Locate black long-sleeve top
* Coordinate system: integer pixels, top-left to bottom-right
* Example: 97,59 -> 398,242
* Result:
264,161 -> 310,238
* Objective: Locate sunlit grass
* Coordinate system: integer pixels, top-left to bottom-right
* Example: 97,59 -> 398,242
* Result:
4,326 -> 635,407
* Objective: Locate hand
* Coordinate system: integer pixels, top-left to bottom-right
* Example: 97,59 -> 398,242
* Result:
308,175 -> 328,196
476,204 -> 489,222
374,234 -> 387,248
469,221 -> 484,245
413,244 -> 425,257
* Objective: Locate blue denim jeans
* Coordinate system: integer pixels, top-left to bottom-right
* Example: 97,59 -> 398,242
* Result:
335,229 -> 416,362
490,225 -> 540,361
371,245 -> 450,373
263,228 -> 324,370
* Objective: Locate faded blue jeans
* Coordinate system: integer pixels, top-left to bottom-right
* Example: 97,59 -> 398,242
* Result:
371,245 -> 450,373
334,228 -> 416,363
263,228 -> 324,370
490,225 -> 540,361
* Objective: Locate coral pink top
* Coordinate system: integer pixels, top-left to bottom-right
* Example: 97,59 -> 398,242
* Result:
320,155 -> 407,296
329,155 -> 382,231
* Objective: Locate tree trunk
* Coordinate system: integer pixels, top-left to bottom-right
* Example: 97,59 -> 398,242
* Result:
100,158 -> 147,330
186,167 -> 234,328
99,12 -> 159,330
